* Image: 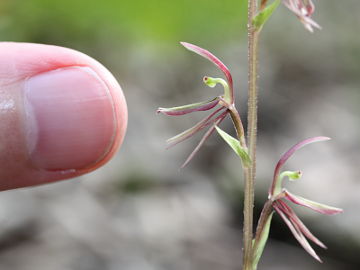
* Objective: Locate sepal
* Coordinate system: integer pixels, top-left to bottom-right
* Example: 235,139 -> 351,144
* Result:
166,107 -> 225,148
180,42 -> 234,103
270,136 -> 330,196
157,97 -> 220,116
274,201 -> 323,262
284,190 -> 343,215
181,112 -> 228,168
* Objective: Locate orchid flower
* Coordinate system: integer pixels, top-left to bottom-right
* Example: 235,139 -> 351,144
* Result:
283,0 -> 321,32
157,42 -> 236,168
268,137 -> 343,262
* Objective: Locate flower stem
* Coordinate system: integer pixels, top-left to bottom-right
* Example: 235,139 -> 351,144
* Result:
243,0 -> 260,268
229,107 -> 247,149
253,200 -> 273,251
251,199 -> 274,270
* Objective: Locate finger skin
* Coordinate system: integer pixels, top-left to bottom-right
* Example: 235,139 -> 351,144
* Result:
0,42 -> 127,190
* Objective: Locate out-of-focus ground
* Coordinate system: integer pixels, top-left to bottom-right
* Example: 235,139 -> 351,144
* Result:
0,1 -> 359,269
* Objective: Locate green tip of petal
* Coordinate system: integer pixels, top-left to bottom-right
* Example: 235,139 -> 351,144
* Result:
203,76 -> 217,88
283,170 -> 303,181
202,76 -> 232,104
273,170 -> 302,197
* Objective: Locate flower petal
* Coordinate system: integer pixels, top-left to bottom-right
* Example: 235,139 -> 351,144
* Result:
166,107 -> 226,148
180,42 -> 233,99
270,136 -> 330,195
157,97 -> 220,116
284,190 -> 343,215
277,200 -> 326,249
274,202 -> 322,262
181,110 -> 228,168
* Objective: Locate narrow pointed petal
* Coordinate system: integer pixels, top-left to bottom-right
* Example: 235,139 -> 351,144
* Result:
157,98 -> 220,116
274,202 -> 322,262
277,200 -> 327,249
284,190 -> 343,215
166,107 -> 225,148
270,136 -> 330,195
180,42 -> 233,95
181,111 -> 228,168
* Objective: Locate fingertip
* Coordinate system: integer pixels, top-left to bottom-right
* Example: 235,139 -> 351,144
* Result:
0,42 -> 127,190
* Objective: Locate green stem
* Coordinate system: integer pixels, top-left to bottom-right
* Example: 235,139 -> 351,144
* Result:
243,0 -> 260,268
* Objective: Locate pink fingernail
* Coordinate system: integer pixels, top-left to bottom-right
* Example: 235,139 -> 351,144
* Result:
24,66 -> 116,171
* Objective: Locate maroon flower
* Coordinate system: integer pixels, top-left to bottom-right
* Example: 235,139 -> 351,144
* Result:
157,42 -> 235,168
269,137 -> 343,262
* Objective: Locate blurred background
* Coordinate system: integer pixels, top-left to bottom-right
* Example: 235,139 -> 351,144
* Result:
0,0 -> 359,269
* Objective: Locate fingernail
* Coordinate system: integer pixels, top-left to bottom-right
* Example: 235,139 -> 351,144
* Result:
24,66 -> 116,171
